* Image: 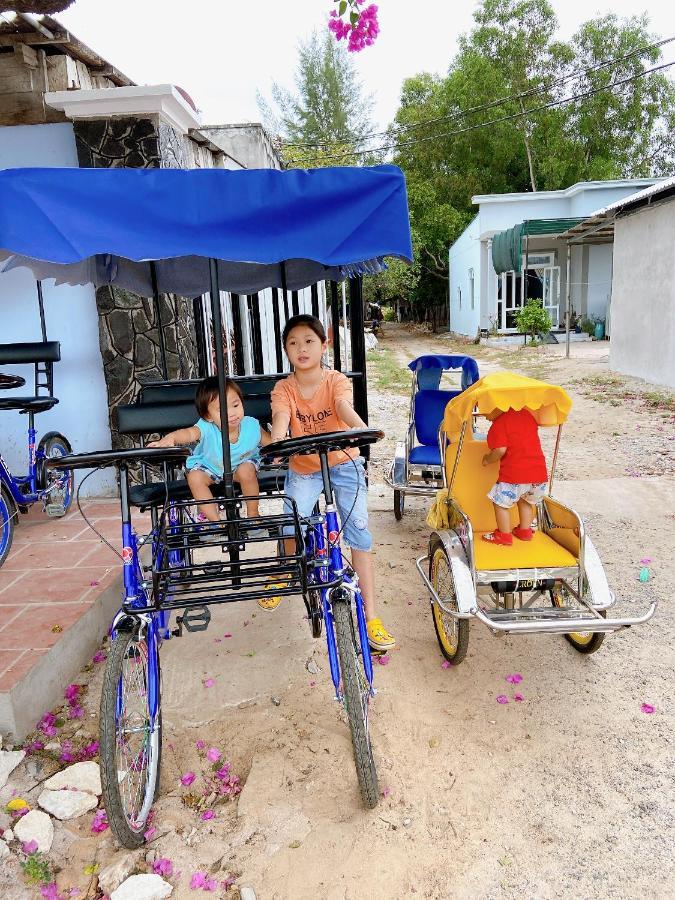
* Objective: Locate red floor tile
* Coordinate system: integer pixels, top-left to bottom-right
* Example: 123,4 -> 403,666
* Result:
3,540 -> 99,571
0,566 -> 115,604
0,648 -> 49,692
0,602 -> 93,651
0,606 -> 24,631
0,571 -> 27,596
0,648 -> 21,678
12,520 -> 94,544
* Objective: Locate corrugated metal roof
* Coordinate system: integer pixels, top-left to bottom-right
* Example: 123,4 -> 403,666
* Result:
562,177 -> 673,243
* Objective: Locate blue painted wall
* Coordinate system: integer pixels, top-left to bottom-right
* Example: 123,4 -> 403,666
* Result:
0,124 -> 115,496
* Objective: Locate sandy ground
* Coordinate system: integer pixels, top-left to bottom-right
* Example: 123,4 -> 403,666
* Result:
2,325 -> 673,899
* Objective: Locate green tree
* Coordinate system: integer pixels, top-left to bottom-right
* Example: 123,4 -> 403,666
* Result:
258,30 -> 374,168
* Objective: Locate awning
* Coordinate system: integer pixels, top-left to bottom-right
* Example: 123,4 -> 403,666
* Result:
491,218 -> 584,274
0,165 -> 413,296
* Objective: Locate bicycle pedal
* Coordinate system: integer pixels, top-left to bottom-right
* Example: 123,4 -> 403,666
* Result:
45,502 -> 66,517
175,606 -> 211,633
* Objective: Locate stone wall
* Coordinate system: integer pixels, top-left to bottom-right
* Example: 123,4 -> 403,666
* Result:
73,116 -> 213,446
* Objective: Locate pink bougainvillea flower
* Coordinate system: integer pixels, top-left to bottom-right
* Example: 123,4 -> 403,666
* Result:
180,772 -> 196,786
153,858 -> 174,877
83,741 -> 99,758
201,809 -> 215,821
496,695 -> 509,704
204,877 -> 219,892
223,633 -> 232,638
309,680 -> 316,686
190,872 -> 207,889
22,839 -> 38,854
206,747 -> 221,763
144,825 -> 157,841
513,693 -> 525,702
639,558 -> 652,565
381,787 -> 391,798
222,876 -> 236,890
89,580 -> 100,587
505,673 -> 523,684
441,660 -> 451,669
196,740 -> 206,750
24,739 -> 44,754
40,885 -> 64,900
641,703 -> 655,714
69,704 -> 84,720
377,654 -> 390,666
203,678 -> 215,688
91,809 -> 108,833
64,683 -> 80,703
92,650 -> 106,664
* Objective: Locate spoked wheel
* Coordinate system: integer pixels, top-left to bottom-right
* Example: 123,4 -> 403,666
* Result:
332,595 -> 379,808
100,628 -> 161,848
0,485 -> 16,568
393,489 -> 405,521
41,434 -> 74,516
429,539 -> 469,665
551,585 -> 606,655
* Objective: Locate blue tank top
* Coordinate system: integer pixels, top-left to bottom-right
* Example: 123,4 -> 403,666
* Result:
186,416 -> 261,478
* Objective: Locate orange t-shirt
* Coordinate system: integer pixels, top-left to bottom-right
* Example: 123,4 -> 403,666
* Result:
270,370 -> 359,474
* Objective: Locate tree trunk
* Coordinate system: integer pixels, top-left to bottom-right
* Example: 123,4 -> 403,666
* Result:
518,98 -> 537,193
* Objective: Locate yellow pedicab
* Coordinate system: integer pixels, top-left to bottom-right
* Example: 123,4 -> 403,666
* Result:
416,372 -> 657,664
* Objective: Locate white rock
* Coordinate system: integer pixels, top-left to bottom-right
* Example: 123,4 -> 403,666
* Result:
98,851 -> 144,895
14,810 -> 54,853
43,761 -> 101,796
239,888 -> 257,900
0,840 -> 9,858
0,749 -> 25,789
3,828 -> 13,842
44,741 -> 60,751
37,788 -> 98,820
111,874 -> 173,900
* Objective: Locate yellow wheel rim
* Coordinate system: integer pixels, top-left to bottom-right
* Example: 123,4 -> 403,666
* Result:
431,548 -> 459,657
551,588 -> 596,645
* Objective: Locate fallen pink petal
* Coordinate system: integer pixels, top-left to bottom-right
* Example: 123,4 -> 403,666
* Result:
496,695 -> 509,704
513,693 -> 525,702
180,772 -> 196,786
22,839 -> 38,854
144,825 -> 157,841
206,747 -> 221,763
92,651 -> 106,664
309,680 -> 316,686
89,580 -> 99,586
505,673 -> 523,684
441,660 -> 451,669
196,740 -> 206,750
641,703 -> 655,714
201,809 -> 215,820
152,858 -> 174,877
224,633 -> 232,638
639,558 -> 652,565
190,872 -> 207,889
377,654 -> 390,666
203,678 -> 215,688
381,787 -> 391,798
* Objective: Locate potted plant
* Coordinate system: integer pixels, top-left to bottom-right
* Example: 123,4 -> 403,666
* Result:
515,299 -> 552,345
568,308 -> 582,333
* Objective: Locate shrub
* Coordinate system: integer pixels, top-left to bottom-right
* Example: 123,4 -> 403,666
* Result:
580,318 -> 595,336
382,306 -> 396,322
515,299 -> 552,344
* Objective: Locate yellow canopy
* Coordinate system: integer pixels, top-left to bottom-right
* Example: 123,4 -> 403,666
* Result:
442,371 -> 572,438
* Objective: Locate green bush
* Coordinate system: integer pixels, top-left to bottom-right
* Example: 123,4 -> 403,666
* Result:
580,318 -> 595,335
515,299 -> 552,344
382,306 -> 396,322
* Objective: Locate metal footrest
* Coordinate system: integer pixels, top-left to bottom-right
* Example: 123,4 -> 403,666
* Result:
174,606 -> 211,635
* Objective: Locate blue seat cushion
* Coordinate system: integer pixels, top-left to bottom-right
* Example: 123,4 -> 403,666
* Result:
408,444 -> 442,466
414,389 -> 460,445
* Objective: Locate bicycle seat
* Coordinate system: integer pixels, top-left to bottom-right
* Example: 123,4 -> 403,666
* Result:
0,396 -> 59,414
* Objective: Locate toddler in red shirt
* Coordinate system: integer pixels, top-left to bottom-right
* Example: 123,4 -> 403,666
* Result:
481,407 -> 548,546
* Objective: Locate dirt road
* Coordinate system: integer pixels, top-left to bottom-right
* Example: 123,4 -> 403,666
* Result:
6,326 -> 674,899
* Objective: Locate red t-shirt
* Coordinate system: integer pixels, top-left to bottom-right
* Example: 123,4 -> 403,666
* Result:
487,408 -> 548,484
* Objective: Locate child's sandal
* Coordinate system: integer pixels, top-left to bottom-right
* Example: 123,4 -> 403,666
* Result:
512,527 -> 534,541
482,530 -> 513,546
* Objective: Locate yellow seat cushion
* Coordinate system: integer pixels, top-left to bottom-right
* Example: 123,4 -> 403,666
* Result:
445,437 -> 519,533
474,530 -> 577,571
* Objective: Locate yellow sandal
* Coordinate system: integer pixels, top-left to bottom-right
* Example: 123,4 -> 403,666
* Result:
257,579 -> 289,611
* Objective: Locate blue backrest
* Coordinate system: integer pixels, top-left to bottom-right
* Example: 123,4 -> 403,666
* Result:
414,389 -> 460,445
409,355 -> 480,392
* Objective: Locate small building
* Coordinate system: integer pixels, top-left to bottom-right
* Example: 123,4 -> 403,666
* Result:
448,179 -> 658,337
564,178 -> 675,390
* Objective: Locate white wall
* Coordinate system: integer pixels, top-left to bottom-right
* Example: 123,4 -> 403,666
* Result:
610,202 -> 675,389
0,123 -> 115,495
586,244 -> 613,322
448,216 -> 481,336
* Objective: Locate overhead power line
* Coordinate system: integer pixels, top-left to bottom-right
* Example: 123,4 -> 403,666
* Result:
299,59 -> 675,164
283,34 -> 675,150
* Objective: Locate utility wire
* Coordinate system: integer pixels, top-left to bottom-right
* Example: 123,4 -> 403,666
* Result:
283,34 -> 675,150
300,59 -> 675,164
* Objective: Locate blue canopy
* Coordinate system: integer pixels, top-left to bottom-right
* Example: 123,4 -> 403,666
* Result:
0,165 -> 412,296
408,355 -> 479,391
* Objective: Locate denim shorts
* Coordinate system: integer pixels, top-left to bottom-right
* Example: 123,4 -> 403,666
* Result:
187,459 -> 260,483
488,481 -> 547,509
282,457 -> 372,551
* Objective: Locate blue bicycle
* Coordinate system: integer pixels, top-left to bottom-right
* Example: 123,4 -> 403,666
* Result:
0,341 -> 73,567
46,428 -> 382,848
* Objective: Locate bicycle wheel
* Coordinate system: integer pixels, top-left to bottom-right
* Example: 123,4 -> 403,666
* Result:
429,539 -> 469,665
0,485 -> 15,568
332,595 -> 379,808
551,585 -> 606,655
100,627 -> 161,848
393,489 -> 405,521
41,434 -> 74,515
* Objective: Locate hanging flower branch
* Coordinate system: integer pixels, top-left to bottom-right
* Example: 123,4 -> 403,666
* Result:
328,0 -> 379,52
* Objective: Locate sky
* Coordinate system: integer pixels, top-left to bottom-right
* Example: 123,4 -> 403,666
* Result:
55,0 -> 675,133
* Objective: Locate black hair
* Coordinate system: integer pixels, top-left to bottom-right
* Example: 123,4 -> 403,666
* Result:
195,376 -> 242,419
282,314 -> 327,348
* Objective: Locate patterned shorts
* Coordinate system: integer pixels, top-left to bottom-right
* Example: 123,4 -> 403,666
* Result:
488,481 -> 547,509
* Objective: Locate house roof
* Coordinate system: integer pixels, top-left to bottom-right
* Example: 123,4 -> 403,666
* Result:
0,12 -> 134,87
562,176 -> 675,244
472,178 -> 656,205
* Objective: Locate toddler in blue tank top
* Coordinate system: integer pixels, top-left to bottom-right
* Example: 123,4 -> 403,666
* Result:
149,376 -> 270,521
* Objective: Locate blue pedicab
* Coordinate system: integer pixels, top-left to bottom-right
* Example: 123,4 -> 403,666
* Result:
0,284 -> 74,567
0,165 -> 413,846
387,354 -> 479,519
